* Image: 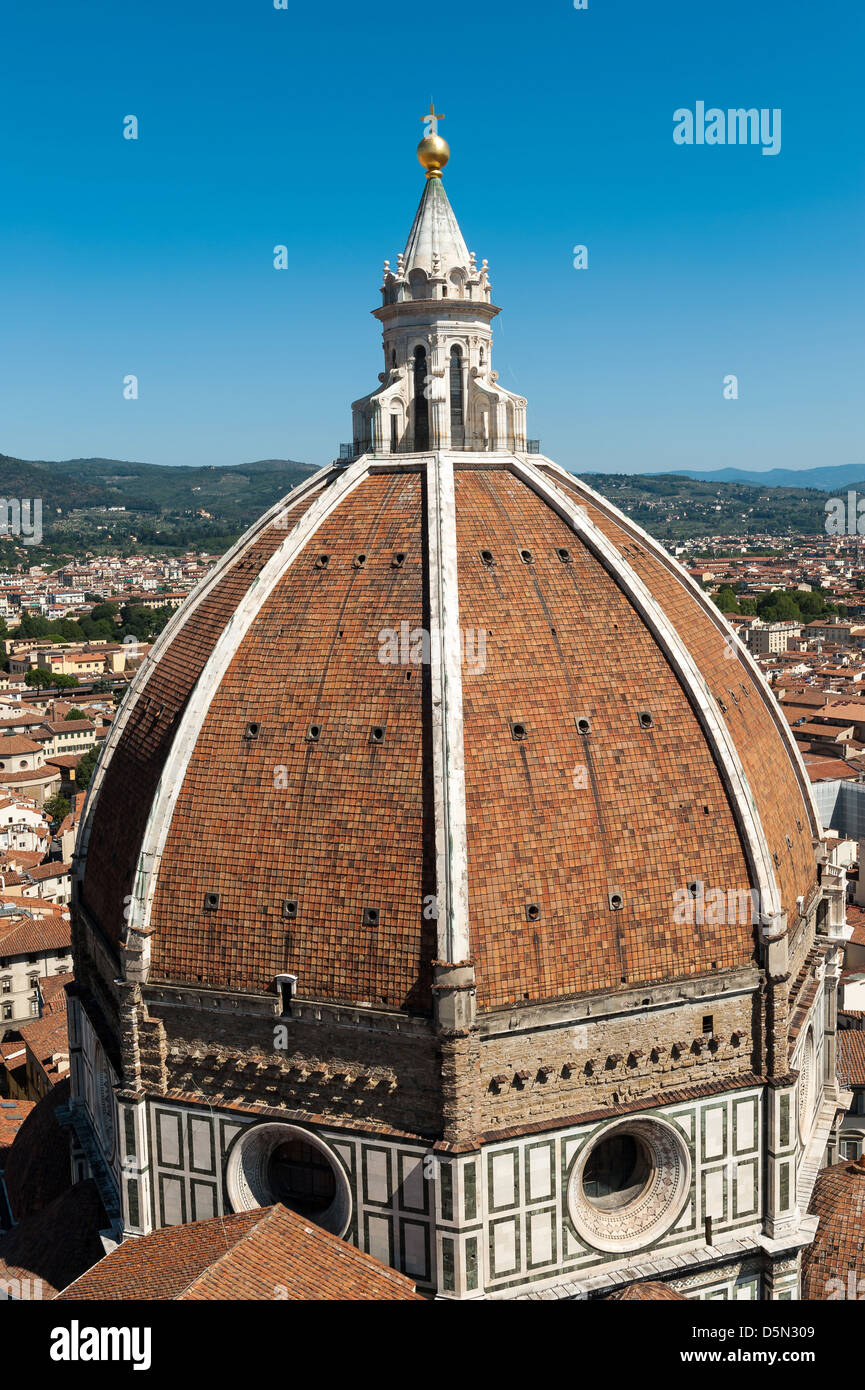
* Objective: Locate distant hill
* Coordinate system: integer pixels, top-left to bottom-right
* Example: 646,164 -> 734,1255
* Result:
582,471 -> 837,542
646,463 -> 865,492
0,452 -> 317,559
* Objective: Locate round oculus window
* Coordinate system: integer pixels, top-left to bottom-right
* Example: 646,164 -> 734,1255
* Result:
568,1116 -> 691,1253
226,1123 -> 351,1235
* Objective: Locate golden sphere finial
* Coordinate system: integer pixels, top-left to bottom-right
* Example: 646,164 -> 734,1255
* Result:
418,101 -> 448,178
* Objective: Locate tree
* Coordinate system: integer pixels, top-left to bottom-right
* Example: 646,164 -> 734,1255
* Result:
24,667 -> 54,688
88,602 -> 119,625
713,586 -> 739,613
75,745 -> 100,792
64,708 -> 87,721
43,793 -> 70,823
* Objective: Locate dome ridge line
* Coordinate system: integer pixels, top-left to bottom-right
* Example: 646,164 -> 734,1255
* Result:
426,452 -> 470,966
507,454 -> 784,937
540,459 -> 821,842
73,465 -> 336,888
117,456 -> 374,975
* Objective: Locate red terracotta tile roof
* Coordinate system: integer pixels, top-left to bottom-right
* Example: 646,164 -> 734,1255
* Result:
0,768 -> 60,785
57,1204 -> 423,1301
18,1010 -> 69,1075
0,1097 -> 36,1154
0,737 -> 43,755
39,972 -> 72,1013
839,1030 -> 865,1087
0,914 -> 71,956
802,1159 -> 865,1299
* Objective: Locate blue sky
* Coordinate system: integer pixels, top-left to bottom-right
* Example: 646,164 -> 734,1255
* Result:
1,0 -> 862,474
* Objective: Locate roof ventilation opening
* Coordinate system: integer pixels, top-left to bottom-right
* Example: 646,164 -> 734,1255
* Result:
275,973 -> 297,1015
608,890 -> 624,911
353,553 -> 367,568
307,723 -> 322,742
479,549 -> 495,567
314,554 -> 330,569
244,721 -> 261,740
362,906 -> 380,927
282,899 -> 298,921
525,903 -> 541,922
575,716 -> 591,735
369,725 -> 386,745
519,549 -> 534,564
638,710 -> 654,730
510,719 -> 528,741
557,547 -> 572,563
203,892 -> 220,912
391,551 -> 406,568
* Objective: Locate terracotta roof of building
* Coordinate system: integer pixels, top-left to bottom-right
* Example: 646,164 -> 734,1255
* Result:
19,1010 -> 69,1079
803,757 -> 861,783
0,1097 -> 36,1158
839,1030 -> 865,1087
802,1159 -> 865,1299
0,1181 -> 108,1296
0,913 -> 70,957
39,972 -> 72,1013
57,1204 -> 423,1301
17,860 -> 71,883
77,464 -> 818,1011
3,1078 -> 71,1223
0,767 -> 59,786
0,737 -> 43,755
606,1280 -> 687,1301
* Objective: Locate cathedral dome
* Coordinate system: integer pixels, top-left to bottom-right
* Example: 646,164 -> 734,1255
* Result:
75,453 -> 818,1015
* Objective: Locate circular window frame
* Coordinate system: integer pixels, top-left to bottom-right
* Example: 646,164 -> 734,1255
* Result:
225,1122 -> 352,1236
567,1115 -> 691,1254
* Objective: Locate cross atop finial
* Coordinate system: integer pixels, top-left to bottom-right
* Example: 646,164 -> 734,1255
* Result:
421,101 -> 444,137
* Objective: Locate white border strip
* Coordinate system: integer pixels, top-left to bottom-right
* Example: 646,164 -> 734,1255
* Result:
427,453 -> 471,963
